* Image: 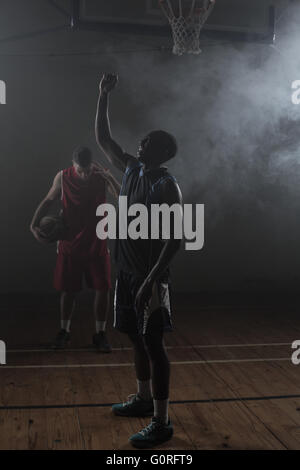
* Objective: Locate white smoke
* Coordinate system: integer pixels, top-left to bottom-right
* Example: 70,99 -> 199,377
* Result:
96,3 -> 300,227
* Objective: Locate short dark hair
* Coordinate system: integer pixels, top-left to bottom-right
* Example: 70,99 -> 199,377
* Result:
72,146 -> 92,168
147,130 -> 178,163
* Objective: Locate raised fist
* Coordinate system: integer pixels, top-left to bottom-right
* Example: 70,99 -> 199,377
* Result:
99,73 -> 118,93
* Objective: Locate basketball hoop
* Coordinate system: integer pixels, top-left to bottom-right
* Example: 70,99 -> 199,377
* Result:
159,0 -> 216,56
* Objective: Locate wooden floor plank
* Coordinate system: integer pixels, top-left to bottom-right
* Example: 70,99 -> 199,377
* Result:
172,401 -> 286,450
0,409 -> 47,450
0,369 -> 46,407
242,398 -> 300,450
0,408 -> 83,450
46,408 -> 84,450
68,366 -> 126,405
209,361 -> 300,398
77,407 -> 136,450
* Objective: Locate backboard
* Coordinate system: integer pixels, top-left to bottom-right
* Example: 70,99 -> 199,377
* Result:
73,0 -> 276,44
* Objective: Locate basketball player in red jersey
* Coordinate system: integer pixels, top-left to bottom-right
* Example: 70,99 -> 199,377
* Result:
30,147 -> 120,351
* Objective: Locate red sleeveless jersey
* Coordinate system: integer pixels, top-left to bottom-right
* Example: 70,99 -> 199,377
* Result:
58,166 -> 107,256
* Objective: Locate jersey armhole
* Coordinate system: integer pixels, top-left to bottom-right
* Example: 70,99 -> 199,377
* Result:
124,154 -> 141,172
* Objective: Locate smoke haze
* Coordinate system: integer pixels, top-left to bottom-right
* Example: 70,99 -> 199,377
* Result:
1,0 -> 300,292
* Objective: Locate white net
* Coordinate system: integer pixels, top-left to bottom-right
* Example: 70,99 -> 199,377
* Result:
159,0 -> 216,56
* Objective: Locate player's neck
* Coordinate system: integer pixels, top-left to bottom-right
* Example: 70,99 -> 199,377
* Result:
144,162 -> 161,171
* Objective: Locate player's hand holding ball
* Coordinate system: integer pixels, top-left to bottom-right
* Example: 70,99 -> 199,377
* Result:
30,224 -> 51,245
99,73 -> 118,94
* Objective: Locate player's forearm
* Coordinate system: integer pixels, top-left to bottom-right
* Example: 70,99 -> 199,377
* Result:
147,239 -> 181,283
95,91 -> 112,149
30,199 -> 53,229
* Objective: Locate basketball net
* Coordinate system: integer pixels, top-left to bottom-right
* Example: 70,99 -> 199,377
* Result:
159,0 -> 216,55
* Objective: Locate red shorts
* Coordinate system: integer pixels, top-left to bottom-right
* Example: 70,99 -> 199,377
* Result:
54,249 -> 111,293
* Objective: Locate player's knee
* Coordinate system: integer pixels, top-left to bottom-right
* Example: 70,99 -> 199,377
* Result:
128,333 -> 145,350
143,332 -> 164,360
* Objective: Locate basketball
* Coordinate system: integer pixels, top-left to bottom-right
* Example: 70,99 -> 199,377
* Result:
39,215 -> 65,243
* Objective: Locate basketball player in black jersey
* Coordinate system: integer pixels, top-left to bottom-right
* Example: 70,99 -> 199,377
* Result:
95,73 -> 182,448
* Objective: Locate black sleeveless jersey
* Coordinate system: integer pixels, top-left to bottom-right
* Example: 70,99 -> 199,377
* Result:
115,155 -> 177,278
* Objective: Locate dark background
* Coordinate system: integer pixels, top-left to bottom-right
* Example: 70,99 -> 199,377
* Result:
0,0 -> 299,295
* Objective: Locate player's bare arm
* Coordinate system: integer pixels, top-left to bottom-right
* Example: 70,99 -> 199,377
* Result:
95,73 -> 135,172
30,172 -> 62,244
135,179 -> 183,313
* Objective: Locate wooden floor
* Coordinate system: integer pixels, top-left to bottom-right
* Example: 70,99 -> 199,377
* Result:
0,293 -> 300,450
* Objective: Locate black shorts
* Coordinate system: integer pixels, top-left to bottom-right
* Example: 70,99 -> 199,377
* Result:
113,270 -> 173,337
